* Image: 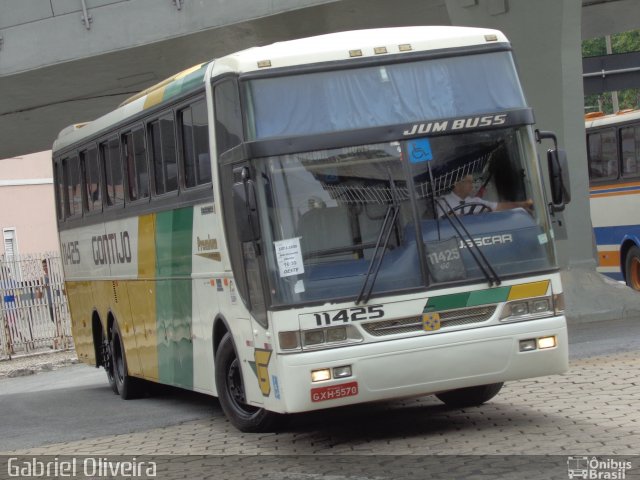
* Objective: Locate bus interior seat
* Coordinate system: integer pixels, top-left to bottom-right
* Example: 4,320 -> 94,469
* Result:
297,206 -> 354,263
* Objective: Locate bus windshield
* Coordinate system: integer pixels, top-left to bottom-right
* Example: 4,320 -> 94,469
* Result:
244,51 -> 526,140
254,126 -> 556,306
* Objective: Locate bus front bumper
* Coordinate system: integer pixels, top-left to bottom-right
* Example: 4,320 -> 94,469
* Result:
271,316 -> 568,413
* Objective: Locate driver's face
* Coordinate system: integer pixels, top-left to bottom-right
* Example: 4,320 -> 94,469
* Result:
456,175 -> 474,198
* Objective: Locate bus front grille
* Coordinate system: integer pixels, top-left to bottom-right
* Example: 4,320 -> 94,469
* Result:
361,305 -> 497,337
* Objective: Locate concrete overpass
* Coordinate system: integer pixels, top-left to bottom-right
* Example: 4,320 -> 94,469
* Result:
2,0 -> 640,320
2,0 -> 637,160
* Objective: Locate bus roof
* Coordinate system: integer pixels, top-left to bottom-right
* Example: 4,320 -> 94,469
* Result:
585,109 -> 640,129
53,26 -> 508,153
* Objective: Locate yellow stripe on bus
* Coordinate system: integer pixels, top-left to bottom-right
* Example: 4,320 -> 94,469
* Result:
130,213 -> 159,380
507,280 -> 549,301
143,87 -> 166,110
138,214 -> 156,279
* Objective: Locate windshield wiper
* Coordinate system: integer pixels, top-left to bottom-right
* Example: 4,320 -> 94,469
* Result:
356,171 -> 401,305
355,203 -> 399,305
434,197 -> 501,287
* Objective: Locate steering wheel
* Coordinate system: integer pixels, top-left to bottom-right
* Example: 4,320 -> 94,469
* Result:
450,202 -> 492,215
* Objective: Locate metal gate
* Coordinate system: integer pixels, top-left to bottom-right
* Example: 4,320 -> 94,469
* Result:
0,253 -> 72,359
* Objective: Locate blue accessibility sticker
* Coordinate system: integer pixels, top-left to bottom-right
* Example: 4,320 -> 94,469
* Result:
407,138 -> 433,163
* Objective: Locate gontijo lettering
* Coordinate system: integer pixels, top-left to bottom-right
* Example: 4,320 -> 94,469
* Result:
92,231 -> 132,265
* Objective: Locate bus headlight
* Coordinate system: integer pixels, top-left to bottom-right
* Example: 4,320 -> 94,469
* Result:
326,326 -> 348,342
500,296 -> 554,322
311,368 -> 331,382
531,298 -> 551,313
304,329 -> 325,346
278,326 -> 362,352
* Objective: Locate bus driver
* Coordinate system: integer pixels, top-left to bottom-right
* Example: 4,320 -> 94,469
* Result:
438,174 -> 533,217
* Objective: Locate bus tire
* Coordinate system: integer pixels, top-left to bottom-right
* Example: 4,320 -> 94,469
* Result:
624,246 -> 640,291
435,382 -> 503,408
215,333 -> 282,433
111,321 -> 139,400
102,326 -> 118,394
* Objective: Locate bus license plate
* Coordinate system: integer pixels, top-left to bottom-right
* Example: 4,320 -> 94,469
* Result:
311,381 -> 358,402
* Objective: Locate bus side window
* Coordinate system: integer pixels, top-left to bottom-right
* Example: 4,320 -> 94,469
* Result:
621,126 -> 640,178
62,155 -> 82,217
587,130 -> 618,181
214,79 -> 242,156
123,127 -> 149,201
180,99 -> 211,187
81,146 -> 102,213
100,137 -> 124,206
149,114 -> 178,195
53,160 -> 65,221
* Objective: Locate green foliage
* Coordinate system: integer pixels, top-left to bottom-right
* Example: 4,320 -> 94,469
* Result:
583,30 -> 640,114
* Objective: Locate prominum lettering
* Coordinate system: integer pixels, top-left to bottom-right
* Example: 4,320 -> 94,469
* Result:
197,236 -> 218,252
92,231 -> 132,265
458,234 -> 513,250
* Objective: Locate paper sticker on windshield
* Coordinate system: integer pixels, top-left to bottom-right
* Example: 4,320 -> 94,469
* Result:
274,237 -> 305,277
407,138 -> 433,163
425,237 -> 466,282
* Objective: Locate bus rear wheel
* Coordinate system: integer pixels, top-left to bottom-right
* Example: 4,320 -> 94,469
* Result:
102,326 -> 118,394
111,321 -> 139,400
435,383 -> 503,408
624,246 -> 640,291
215,333 -> 282,432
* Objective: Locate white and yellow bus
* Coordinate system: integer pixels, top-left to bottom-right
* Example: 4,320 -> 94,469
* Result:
53,26 -> 570,432
586,109 -> 640,289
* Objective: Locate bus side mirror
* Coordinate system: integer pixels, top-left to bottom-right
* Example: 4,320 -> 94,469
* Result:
547,148 -> 571,211
232,167 -> 260,242
535,129 -> 571,213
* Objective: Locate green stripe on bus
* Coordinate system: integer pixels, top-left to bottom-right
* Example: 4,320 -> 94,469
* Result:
425,286 -> 511,311
467,286 -> 510,306
424,292 -> 470,312
156,207 -> 194,389
163,65 -> 208,102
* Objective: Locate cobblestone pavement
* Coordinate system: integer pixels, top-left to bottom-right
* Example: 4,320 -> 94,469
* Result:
0,349 -> 78,379
2,350 -> 638,458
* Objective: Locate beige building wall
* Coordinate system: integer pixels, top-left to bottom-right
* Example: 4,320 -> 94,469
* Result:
0,151 -> 60,256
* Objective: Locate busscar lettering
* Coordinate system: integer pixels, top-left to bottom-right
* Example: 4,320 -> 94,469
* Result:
458,234 -> 513,250
92,231 -> 132,265
403,114 -> 508,136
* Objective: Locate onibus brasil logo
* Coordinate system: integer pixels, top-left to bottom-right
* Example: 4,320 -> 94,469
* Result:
567,457 -> 632,479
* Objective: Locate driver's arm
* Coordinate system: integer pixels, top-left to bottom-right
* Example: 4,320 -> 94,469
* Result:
495,199 -> 534,211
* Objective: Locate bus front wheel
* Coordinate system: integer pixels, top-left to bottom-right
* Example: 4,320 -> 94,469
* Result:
215,333 -> 282,432
624,246 -> 640,291
435,383 -> 503,408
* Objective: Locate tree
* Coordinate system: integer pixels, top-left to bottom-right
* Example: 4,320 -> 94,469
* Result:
583,30 -> 640,114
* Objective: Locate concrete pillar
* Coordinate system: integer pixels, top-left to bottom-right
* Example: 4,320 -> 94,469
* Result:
447,0 -> 590,268
446,0 -> 640,322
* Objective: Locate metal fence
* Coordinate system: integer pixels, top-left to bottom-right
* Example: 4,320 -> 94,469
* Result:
0,253 -> 72,359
